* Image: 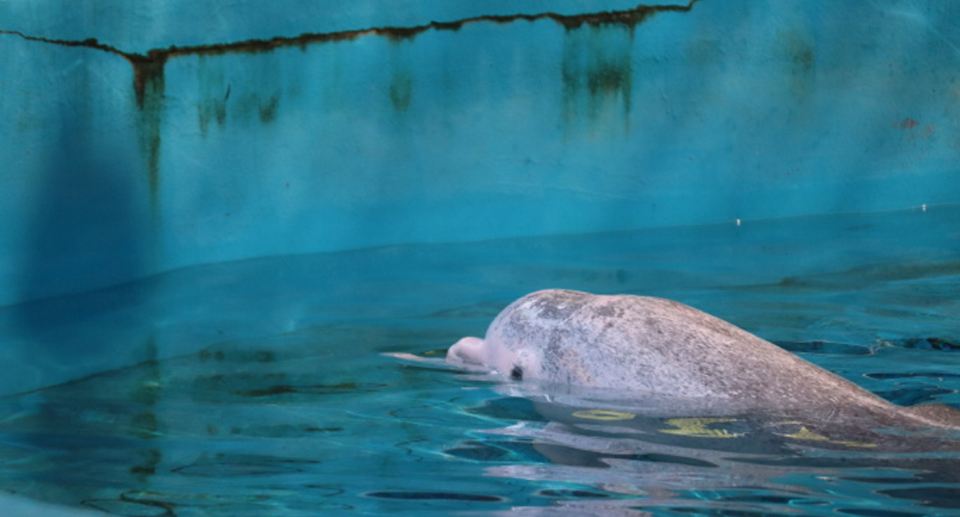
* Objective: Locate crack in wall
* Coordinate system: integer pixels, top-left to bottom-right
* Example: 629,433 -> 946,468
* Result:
0,0 -> 703,206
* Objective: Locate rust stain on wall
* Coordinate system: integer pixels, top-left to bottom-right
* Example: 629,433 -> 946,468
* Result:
898,118 -> 919,130
1,0 -> 704,89
0,31 -> 169,204
130,52 -> 168,109
0,0 -> 704,203
129,53 -> 167,206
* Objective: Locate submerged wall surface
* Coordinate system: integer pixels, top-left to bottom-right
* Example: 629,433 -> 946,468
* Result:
1,0 -> 959,394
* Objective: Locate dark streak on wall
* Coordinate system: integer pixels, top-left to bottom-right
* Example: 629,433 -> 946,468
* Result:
1,0 -> 703,93
0,0 -> 703,202
130,53 -> 169,109
389,71 -> 414,112
130,54 -> 166,206
562,25 -> 636,131
259,94 -> 280,124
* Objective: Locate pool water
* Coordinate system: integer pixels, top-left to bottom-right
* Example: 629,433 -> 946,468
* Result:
1,205 -> 959,516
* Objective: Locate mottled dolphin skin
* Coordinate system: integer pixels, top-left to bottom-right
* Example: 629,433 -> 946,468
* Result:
447,289 -> 960,429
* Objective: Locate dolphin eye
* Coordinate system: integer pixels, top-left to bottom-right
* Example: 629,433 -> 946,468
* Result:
510,365 -> 524,380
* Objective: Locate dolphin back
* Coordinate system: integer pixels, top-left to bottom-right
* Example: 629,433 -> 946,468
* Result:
488,290 -> 893,413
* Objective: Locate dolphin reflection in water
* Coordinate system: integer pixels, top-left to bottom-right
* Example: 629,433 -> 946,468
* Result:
394,290 -> 960,513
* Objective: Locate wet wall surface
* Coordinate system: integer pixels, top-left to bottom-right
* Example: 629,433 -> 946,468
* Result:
0,1 -> 959,390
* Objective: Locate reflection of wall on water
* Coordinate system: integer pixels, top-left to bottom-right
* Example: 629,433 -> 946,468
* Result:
0,325 -> 467,513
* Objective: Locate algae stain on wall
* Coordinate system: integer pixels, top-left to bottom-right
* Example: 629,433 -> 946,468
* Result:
562,24 -> 635,137
387,40 -> 415,113
197,56 -> 229,135
194,53 -> 284,134
389,70 -> 414,112
778,27 -> 817,102
235,55 -> 285,126
258,93 -> 281,123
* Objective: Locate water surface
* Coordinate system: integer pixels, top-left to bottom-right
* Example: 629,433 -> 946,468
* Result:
1,205 -> 959,516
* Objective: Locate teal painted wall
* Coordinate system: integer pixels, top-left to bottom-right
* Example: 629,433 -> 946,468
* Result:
1,0 -> 959,394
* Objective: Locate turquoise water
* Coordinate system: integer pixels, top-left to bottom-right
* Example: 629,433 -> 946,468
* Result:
1,205 -> 959,516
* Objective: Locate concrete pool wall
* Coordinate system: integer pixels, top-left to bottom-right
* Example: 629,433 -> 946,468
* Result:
1,0 -> 959,395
